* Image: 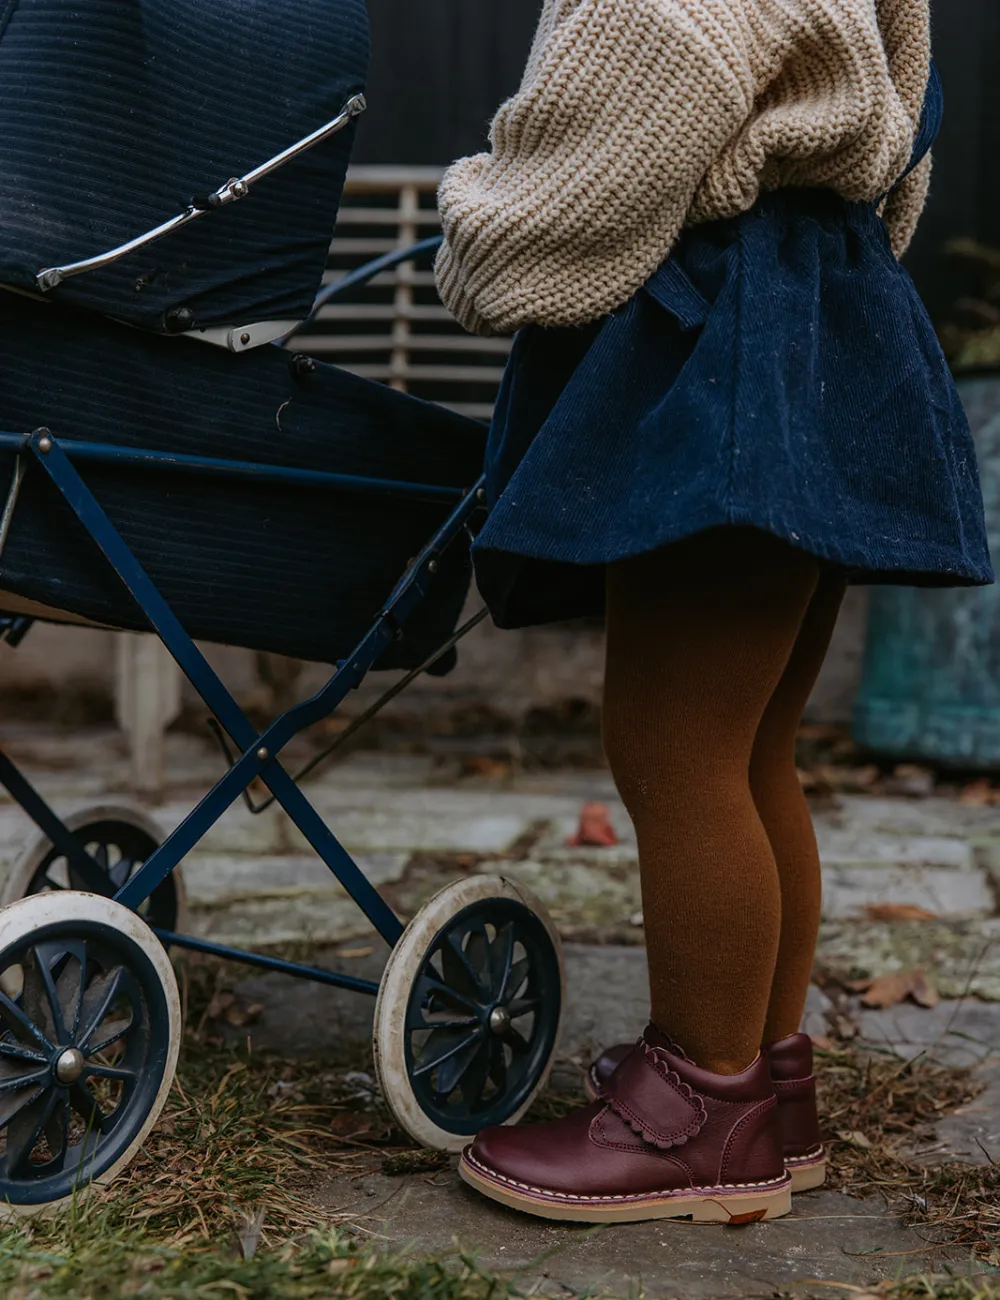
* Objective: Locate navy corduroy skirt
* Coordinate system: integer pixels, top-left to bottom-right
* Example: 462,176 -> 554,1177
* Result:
473,189 -> 994,629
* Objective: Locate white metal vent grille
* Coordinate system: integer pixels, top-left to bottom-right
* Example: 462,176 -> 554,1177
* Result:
295,165 -> 511,422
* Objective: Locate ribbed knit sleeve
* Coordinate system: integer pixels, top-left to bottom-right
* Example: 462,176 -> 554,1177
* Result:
434,0 -> 755,336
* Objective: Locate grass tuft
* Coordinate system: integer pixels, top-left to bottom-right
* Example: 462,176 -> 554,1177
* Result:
817,1045 -> 1000,1267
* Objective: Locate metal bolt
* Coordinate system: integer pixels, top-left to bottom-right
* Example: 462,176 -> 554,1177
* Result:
428,559 -> 439,574
290,353 -> 316,380
476,488 -> 487,503
54,1047 -> 85,1085
37,432 -> 52,454
488,1006 -> 512,1036
164,306 -> 195,334
256,746 -> 269,762
240,332 -> 251,347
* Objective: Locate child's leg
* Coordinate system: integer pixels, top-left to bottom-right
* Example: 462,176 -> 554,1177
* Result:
603,529 -> 819,1074
752,576 -> 847,1044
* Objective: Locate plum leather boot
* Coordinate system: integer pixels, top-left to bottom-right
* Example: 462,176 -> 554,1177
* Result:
459,1030 -> 791,1223
586,1031 -> 825,1192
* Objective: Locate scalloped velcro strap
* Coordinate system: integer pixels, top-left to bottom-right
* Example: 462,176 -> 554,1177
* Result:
602,1044 -> 708,1150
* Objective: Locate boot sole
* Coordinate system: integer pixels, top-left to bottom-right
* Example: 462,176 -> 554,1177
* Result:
585,1069 -> 826,1194
460,1152 -> 792,1224
787,1150 -> 827,1192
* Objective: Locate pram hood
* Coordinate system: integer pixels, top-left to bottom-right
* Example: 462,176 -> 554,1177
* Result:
0,0 -> 369,333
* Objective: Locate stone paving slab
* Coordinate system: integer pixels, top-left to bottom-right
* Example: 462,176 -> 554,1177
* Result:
183,853 -> 409,907
815,828 -> 974,868
317,1169 -> 976,1300
822,862 -> 993,919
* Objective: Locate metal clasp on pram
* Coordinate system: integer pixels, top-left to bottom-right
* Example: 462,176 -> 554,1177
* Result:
35,92 -> 367,293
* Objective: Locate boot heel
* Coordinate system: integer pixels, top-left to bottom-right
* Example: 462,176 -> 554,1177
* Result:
787,1152 -> 826,1192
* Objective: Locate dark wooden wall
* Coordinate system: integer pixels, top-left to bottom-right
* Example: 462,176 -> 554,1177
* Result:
906,0 -> 1000,313
353,0 -> 1000,314
353,0 -> 542,165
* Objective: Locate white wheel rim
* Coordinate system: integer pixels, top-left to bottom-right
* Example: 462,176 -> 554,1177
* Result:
0,891 -> 181,1216
373,874 -> 565,1152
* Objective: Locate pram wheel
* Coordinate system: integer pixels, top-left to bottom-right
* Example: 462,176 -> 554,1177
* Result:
1,803 -> 186,937
0,892 -> 180,1214
373,876 -> 564,1152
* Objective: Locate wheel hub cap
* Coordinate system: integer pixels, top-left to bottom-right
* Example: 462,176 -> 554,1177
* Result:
54,1047 -> 85,1085
488,1006 -> 511,1036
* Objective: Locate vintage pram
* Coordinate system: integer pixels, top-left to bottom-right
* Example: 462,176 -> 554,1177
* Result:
0,0 -> 565,1211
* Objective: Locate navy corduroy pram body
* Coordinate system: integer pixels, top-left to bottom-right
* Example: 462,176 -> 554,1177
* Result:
0,295 -> 485,669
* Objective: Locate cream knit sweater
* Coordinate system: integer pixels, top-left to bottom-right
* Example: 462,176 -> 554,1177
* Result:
435,0 -> 932,336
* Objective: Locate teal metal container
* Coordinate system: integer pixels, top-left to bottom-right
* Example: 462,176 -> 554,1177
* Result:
854,373 -> 1000,766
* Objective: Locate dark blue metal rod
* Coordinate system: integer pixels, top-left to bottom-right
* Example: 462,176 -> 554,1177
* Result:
0,752 -> 114,895
152,930 -> 380,996
0,433 -> 462,506
29,431 -> 406,947
292,236 -> 444,336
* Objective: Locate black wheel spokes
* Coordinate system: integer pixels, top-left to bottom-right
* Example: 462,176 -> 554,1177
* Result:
42,1095 -> 70,1172
108,854 -> 136,893
68,1080 -> 112,1136
0,1059 -> 48,1127
413,1026 -> 483,1081
409,970 -> 479,1029
405,900 -> 561,1130
6,1090 -> 60,1177
501,955 -> 530,1004
488,1036 -> 508,1095
459,1039 -> 493,1107
78,965 -> 133,1054
27,940 -> 87,1045
0,947 -> 138,1186
440,933 -> 491,1003
0,986 -> 53,1053
27,822 -> 175,933
0,915 -> 169,1206
0,1039 -> 47,1067
489,923 -> 515,997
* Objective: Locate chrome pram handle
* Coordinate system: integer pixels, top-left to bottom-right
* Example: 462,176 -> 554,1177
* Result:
35,93 -> 367,292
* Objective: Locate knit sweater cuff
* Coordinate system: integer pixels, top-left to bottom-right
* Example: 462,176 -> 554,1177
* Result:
434,240 -> 495,337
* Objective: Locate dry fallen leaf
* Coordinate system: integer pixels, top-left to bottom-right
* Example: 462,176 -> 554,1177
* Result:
725,1208 -> 768,1226
461,756 -> 511,779
883,764 -> 936,798
810,1035 -> 835,1051
863,903 -> 938,922
836,1129 -> 873,1149
817,764 -> 880,792
960,778 -> 997,807
852,969 -> 940,1009
567,802 -> 619,847
337,946 -> 374,960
